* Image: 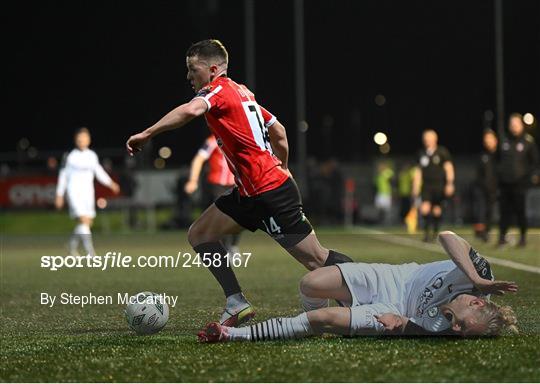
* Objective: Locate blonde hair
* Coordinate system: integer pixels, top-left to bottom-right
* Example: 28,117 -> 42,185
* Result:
476,301 -> 518,336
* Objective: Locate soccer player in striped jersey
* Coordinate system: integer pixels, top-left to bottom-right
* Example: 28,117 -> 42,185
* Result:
126,39 -> 354,327
56,127 -> 120,256
184,135 -> 240,252
198,231 -> 518,342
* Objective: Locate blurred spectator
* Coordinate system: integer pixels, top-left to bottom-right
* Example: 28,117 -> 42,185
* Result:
496,113 -> 539,247
397,162 -> 415,222
46,156 -> 59,174
374,161 -> 394,225
184,135 -> 239,251
472,129 -> 498,242
412,130 -> 455,242
309,158 -> 344,225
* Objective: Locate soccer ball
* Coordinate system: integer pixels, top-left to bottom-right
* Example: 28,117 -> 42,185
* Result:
125,291 -> 169,335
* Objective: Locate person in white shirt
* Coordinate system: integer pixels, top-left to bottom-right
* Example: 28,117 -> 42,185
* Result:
55,127 -> 120,255
198,231 -> 519,342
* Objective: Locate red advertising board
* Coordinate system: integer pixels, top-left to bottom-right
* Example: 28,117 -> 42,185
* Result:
0,175 -> 119,208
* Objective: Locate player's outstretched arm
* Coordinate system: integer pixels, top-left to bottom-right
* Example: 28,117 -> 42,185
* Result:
437,231 -> 518,295
126,98 -> 208,155
268,120 -> 289,171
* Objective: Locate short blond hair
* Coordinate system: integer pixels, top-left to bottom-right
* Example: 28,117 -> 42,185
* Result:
476,301 -> 518,336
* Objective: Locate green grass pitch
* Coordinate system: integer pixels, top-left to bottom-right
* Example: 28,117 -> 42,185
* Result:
1,228 -> 539,382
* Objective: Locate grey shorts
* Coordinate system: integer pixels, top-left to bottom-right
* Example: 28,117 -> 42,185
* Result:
337,262 -> 420,335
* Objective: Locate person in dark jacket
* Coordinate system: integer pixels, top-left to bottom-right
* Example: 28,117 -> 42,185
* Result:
496,113 -> 540,247
473,130 -> 498,242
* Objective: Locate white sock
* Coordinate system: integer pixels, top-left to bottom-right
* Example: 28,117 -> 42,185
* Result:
226,292 -> 248,310
300,291 -> 329,312
75,223 -> 95,256
226,313 -> 312,341
68,234 -> 80,255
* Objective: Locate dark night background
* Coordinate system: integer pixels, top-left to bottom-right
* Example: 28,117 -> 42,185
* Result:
4,0 -> 540,164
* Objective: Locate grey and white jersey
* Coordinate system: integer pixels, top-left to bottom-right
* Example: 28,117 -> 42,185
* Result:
405,249 -> 493,333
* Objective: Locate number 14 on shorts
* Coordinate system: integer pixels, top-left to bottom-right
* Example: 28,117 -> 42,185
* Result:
262,217 -> 281,235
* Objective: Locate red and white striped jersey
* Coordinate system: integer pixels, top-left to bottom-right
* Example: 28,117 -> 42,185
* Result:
197,135 -> 235,186
193,76 -> 288,197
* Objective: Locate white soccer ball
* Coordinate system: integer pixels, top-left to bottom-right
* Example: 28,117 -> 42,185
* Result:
125,291 -> 169,335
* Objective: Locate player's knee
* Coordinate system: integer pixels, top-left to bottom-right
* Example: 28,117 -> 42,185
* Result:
299,270 -> 323,296
187,221 -> 207,247
299,273 -> 316,296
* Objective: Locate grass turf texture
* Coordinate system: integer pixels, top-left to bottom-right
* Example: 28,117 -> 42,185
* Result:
1,230 -> 539,382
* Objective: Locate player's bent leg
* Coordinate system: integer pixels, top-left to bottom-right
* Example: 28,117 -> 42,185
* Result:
284,232 -> 329,270
188,204 -> 253,326
284,231 -> 353,271
198,307 -> 351,343
187,203 -> 243,247
307,307 -> 351,335
300,266 -> 353,306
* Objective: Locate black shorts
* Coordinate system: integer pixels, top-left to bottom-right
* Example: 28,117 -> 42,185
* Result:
421,184 -> 445,205
215,178 -> 313,248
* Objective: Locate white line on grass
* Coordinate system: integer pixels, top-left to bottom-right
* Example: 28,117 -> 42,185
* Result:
351,227 -> 540,275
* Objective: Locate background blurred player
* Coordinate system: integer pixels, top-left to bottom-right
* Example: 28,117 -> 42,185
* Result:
199,231 -> 518,342
412,130 -> 455,242
472,129 -> 498,242
184,134 -> 240,253
126,39 -> 354,327
496,113 -> 539,247
55,127 -> 120,255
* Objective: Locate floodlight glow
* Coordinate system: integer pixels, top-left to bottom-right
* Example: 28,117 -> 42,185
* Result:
523,113 -> 534,125
154,158 -> 166,169
380,143 -> 391,154
159,146 -> 172,159
373,132 -> 388,145
374,94 -> 386,106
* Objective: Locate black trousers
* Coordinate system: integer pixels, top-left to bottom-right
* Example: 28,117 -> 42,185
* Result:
498,181 -> 528,239
472,186 -> 497,233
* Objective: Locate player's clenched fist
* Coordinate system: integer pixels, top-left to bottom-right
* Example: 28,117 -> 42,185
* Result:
374,313 -> 407,333
126,131 -> 151,156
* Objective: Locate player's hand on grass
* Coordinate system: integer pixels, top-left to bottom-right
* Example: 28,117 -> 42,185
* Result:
55,195 -> 64,210
474,279 -> 518,296
374,313 -> 407,333
126,131 -> 151,156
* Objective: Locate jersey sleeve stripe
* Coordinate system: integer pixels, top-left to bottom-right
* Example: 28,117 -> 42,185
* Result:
197,148 -> 211,160
193,96 -> 212,111
194,85 -> 223,111
264,115 -> 277,128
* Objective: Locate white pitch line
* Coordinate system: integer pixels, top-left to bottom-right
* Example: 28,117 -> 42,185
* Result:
350,227 -> 540,275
